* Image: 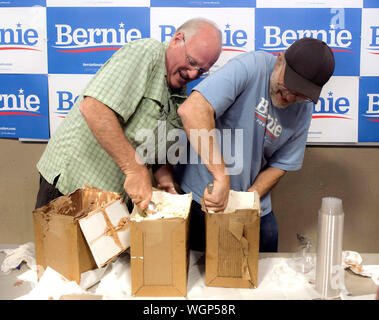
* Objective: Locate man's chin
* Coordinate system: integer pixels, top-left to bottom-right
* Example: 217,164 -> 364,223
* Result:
167,75 -> 187,89
167,78 -> 181,89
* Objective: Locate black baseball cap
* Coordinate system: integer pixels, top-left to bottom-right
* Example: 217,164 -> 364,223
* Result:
284,37 -> 335,103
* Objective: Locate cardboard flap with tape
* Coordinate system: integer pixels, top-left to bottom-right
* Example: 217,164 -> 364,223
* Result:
204,190 -> 261,288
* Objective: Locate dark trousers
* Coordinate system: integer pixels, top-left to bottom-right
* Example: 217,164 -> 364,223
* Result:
189,200 -> 279,252
35,174 -> 63,209
34,174 -> 135,212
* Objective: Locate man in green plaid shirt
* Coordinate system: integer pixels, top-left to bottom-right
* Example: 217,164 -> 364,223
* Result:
35,18 -> 222,210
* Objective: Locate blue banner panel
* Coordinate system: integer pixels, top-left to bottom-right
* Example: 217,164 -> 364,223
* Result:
0,0 -> 45,6
0,74 -> 49,139
358,77 -> 379,142
151,0 -> 255,7
364,0 -> 379,8
47,7 -> 150,74
255,8 -> 361,76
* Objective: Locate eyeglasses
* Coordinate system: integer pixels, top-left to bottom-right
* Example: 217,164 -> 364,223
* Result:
182,35 -> 208,75
277,82 -> 313,103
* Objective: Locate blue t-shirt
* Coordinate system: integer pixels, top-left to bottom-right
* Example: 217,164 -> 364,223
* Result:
174,51 -> 313,216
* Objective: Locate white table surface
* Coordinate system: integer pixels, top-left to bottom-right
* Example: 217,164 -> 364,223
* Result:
1,244 -> 378,300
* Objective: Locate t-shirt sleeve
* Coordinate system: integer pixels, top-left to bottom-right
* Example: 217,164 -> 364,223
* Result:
193,54 -> 253,119
83,41 -> 158,123
268,103 -> 313,171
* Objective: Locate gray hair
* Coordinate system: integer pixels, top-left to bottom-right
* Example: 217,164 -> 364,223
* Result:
176,18 -> 220,41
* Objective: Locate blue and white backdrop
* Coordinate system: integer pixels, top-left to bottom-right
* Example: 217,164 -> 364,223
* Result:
0,0 -> 378,144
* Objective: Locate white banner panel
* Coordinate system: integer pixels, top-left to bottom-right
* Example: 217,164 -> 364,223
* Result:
0,7 -> 47,74
46,0 -> 150,7
308,76 -> 359,143
150,7 -> 254,73
360,8 -> 379,76
48,74 -> 93,136
256,0 -> 363,8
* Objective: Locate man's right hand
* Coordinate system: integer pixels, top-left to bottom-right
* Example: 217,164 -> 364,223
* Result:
124,164 -> 152,210
203,175 -> 230,213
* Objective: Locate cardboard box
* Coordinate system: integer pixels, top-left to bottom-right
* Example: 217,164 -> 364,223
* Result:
204,190 -> 261,288
33,186 -> 130,284
130,191 -> 192,297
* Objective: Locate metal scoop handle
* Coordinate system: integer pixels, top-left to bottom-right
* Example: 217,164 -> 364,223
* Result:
146,201 -> 158,214
207,182 -> 214,195
206,182 -> 215,213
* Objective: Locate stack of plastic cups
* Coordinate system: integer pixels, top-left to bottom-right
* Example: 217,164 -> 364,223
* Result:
315,197 -> 345,299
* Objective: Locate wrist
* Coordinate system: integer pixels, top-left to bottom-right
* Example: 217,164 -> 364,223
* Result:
213,173 -> 230,192
248,185 -> 260,197
122,160 -> 146,176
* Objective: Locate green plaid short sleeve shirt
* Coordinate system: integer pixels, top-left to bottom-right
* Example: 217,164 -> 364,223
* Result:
37,38 -> 187,198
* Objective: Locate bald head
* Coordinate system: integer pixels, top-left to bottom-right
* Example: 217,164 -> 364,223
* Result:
165,18 -> 222,88
176,18 -> 222,59
176,18 -> 221,42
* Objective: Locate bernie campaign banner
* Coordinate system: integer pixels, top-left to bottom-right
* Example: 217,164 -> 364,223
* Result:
47,7 -> 150,74
0,0 -> 378,143
0,74 -> 49,139
359,77 -> 379,142
0,7 -> 47,74
48,74 -> 93,136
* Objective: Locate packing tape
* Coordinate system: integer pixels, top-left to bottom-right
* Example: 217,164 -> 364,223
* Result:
229,219 -> 252,282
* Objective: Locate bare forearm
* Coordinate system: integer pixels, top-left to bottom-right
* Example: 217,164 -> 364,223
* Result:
178,90 -> 229,212
178,91 -> 228,181
79,96 -> 143,174
248,167 -> 286,197
79,96 -> 152,209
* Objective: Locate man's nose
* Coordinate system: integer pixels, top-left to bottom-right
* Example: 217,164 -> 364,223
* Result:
187,69 -> 201,80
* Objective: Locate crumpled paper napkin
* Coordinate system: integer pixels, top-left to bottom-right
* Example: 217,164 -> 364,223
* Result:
343,250 -> 379,285
17,267 -> 86,300
0,242 -> 36,274
1,243 -> 108,293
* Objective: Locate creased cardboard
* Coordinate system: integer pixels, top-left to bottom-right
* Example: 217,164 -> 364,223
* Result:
130,191 -> 192,297
203,190 -> 261,288
78,198 -> 130,268
32,185 -> 130,284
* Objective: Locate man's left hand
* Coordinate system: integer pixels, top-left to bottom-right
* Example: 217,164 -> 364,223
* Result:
154,164 -> 178,194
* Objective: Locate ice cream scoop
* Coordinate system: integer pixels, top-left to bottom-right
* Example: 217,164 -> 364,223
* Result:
146,201 -> 158,215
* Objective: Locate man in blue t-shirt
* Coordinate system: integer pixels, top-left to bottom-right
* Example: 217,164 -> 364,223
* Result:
175,38 -> 335,252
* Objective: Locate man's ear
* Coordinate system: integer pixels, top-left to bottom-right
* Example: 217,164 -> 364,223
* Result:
272,52 -> 284,70
168,31 -> 184,50
172,31 -> 184,44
